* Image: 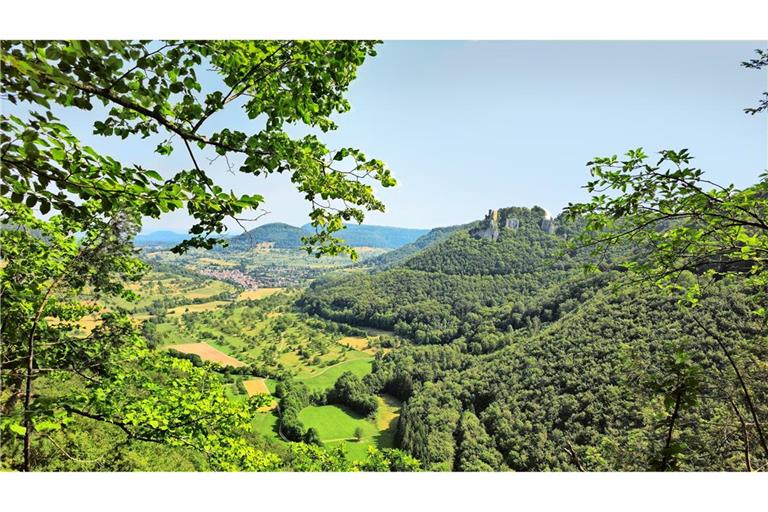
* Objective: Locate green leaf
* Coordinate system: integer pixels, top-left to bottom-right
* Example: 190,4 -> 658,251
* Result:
35,421 -> 61,432
9,423 -> 26,436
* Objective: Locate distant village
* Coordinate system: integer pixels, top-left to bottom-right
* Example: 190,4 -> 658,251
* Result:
197,267 -> 261,288
197,265 -> 323,289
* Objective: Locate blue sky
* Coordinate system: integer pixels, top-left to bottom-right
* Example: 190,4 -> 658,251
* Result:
22,41 -> 768,233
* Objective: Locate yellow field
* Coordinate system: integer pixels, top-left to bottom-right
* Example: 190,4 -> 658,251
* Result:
165,342 -> 245,367
243,378 -> 270,395
243,378 -> 276,411
237,288 -> 283,301
338,336 -> 370,351
166,301 -> 229,315
77,314 -> 102,333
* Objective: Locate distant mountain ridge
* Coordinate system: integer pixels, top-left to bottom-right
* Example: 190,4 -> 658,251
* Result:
229,222 -> 429,250
228,223 -> 307,249
138,222 -> 430,250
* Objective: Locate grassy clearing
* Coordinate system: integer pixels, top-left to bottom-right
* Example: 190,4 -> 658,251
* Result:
298,357 -> 373,391
299,405 -> 378,442
251,411 -> 282,444
166,301 -> 229,316
297,401 -> 399,460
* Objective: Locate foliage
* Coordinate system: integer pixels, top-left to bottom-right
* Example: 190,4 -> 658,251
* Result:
275,379 -> 312,441
305,204 -> 767,471
0,199 -> 272,471
565,148 -> 768,306
742,48 -> 768,115
284,443 -> 419,472
1,40 -> 395,258
326,371 -> 378,417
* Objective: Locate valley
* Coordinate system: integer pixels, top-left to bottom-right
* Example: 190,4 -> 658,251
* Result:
79,205 -> 768,471
3,39 -> 765,478
103,241 -> 408,462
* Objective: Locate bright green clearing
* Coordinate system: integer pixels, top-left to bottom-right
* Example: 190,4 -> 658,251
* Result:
297,357 -> 373,391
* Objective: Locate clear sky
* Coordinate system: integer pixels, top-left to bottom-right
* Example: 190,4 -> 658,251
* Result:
24,41 -> 768,233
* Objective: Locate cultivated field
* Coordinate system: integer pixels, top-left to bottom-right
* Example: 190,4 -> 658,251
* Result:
243,378 -> 277,411
243,378 -> 270,396
237,288 -> 283,301
338,336 -> 369,351
165,342 -> 245,367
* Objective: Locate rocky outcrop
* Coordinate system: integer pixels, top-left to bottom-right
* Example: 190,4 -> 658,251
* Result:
540,218 -> 556,234
471,207 -> 557,241
470,209 -> 501,241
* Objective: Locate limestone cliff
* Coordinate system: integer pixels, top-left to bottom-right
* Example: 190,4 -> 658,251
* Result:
470,209 -> 501,241
470,206 -> 557,241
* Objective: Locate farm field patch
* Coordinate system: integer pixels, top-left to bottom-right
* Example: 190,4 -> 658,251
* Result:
338,336 -> 369,351
165,342 -> 245,367
243,378 -> 277,411
237,288 -> 283,301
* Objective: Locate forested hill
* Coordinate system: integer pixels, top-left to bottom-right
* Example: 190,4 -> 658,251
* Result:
301,205 -> 595,344
299,205 -> 767,471
363,223 -> 472,269
302,223 -> 430,249
229,223 -> 308,248
227,222 -> 429,250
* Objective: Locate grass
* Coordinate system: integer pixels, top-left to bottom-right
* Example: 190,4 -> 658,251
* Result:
298,357 -> 373,391
165,301 -> 229,315
299,405 -> 378,442
297,402 -> 399,460
375,394 -> 401,448
251,411 -> 282,444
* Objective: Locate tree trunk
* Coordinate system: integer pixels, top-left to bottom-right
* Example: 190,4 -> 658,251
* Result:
22,287 -> 56,472
660,383 -> 684,471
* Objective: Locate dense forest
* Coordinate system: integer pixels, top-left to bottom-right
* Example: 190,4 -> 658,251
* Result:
303,205 -> 768,471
